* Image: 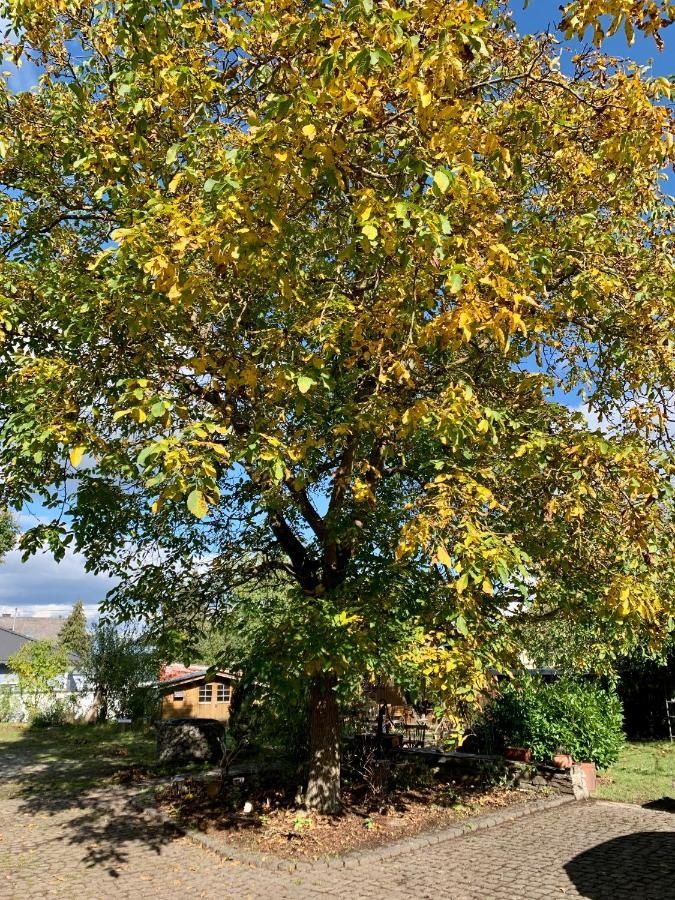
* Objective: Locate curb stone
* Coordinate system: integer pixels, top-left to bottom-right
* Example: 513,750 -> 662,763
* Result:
180,793 -> 576,873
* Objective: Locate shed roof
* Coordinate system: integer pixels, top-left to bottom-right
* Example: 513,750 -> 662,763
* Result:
153,669 -> 236,689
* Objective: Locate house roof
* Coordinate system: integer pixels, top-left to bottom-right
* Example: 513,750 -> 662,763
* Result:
0,626 -> 33,664
0,615 -> 65,641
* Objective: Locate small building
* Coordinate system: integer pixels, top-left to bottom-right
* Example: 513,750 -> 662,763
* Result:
0,625 -> 32,683
0,613 -> 65,641
158,666 -> 236,722
0,623 -> 95,720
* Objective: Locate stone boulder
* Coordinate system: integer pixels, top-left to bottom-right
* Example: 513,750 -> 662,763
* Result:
156,718 -> 225,765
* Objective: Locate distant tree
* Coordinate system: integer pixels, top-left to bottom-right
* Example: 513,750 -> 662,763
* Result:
8,640 -> 68,715
58,601 -> 90,662
0,510 -> 17,564
83,621 -> 159,721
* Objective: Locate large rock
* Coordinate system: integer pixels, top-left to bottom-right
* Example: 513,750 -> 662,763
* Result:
156,718 -> 225,765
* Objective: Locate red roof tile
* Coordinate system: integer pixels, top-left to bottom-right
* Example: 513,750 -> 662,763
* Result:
159,663 -> 206,682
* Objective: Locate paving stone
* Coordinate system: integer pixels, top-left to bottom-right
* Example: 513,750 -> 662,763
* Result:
2,745 -> 675,900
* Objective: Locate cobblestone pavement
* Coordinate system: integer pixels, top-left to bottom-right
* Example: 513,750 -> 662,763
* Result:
2,784 -> 675,900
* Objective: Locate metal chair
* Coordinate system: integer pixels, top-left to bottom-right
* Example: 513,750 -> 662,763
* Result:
667,698 -> 675,743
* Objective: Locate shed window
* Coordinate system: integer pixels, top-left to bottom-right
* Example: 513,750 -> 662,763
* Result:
217,684 -> 231,703
199,685 -> 212,703
173,691 -> 184,702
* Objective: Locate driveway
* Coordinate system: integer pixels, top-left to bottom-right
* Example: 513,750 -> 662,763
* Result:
1,737 -> 675,899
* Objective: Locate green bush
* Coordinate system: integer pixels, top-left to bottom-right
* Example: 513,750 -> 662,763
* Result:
0,687 -> 18,722
481,676 -> 624,769
31,696 -> 77,728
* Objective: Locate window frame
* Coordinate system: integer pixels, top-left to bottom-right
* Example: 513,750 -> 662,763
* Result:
198,684 -> 213,704
217,683 -> 231,704
172,690 -> 185,702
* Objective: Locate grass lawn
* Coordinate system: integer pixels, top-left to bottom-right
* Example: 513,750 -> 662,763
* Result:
595,740 -> 675,806
0,721 -> 157,795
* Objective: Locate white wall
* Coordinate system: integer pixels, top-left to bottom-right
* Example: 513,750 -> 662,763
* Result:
0,670 -> 97,722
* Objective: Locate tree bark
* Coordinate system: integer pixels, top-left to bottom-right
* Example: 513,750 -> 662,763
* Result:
305,673 -> 341,814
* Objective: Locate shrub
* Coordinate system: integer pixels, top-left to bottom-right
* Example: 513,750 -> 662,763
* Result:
481,675 -> 624,769
31,696 -> 77,728
0,687 -> 18,722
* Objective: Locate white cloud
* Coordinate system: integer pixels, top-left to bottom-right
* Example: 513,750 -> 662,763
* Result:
0,546 -> 116,614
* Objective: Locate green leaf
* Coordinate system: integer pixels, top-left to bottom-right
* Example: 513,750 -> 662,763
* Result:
187,489 -> 208,519
456,572 -> 469,594
455,614 -> 469,636
447,272 -> 463,294
433,169 -> 451,193
166,144 -> 181,165
297,375 -> 315,394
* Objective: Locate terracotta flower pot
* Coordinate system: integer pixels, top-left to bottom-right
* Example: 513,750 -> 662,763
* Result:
503,746 -> 532,763
552,753 -> 573,770
578,761 -> 597,793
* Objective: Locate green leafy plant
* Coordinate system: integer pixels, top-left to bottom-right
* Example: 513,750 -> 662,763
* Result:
481,675 -> 625,769
8,640 -> 69,719
31,695 -> 77,728
293,814 -> 313,831
0,687 -> 18,722
82,621 -> 160,721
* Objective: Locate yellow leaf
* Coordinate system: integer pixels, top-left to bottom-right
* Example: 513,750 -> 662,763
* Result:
435,544 -> 452,567
69,445 -> 86,467
361,223 -> 378,241
302,124 -> 316,139
433,169 -> 450,193
187,488 -> 208,519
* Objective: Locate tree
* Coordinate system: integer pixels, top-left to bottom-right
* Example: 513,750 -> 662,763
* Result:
58,600 -> 90,662
0,509 -> 17,563
0,0 -> 674,811
83,621 -> 158,721
8,640 -> 68,716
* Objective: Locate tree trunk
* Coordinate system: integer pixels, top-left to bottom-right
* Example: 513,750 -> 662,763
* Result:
305,673 -> 341,814
97,689 -> 108,723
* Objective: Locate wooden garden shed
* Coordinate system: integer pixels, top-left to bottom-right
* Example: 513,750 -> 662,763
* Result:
158,667 -> 237,722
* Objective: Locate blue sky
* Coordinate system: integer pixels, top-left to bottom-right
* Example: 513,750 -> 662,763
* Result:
2,2 -> 673,616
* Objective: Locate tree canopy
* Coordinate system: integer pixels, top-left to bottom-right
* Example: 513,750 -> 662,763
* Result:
0,508 -> 16,563
0,0 -> 673,809
58,600 -> 91,661
8,639 -> 68,714
82,620 -> 159,720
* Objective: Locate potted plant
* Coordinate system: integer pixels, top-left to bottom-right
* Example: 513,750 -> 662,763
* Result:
503,745 -> 532,763
551,748 -> 573,770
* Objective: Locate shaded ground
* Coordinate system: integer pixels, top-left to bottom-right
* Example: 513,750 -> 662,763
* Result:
0,723 -> 155,798
158,774 -> 531,858
596,740 -> 675,806
3,725 -> 675,898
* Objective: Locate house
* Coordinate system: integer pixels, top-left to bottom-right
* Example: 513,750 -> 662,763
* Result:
0,626 -> 32,683
0,620 -> 94,720
157,664 -> 237,722
0,612 -> 65,641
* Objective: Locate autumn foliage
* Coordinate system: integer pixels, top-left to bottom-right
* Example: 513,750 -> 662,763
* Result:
0,0 -> 673,809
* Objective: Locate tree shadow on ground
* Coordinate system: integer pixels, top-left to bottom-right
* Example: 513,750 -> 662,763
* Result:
564,832 -> 675,900
0,723 -> 182,878
642,797 -> 675,813
15,785 -> 183,877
